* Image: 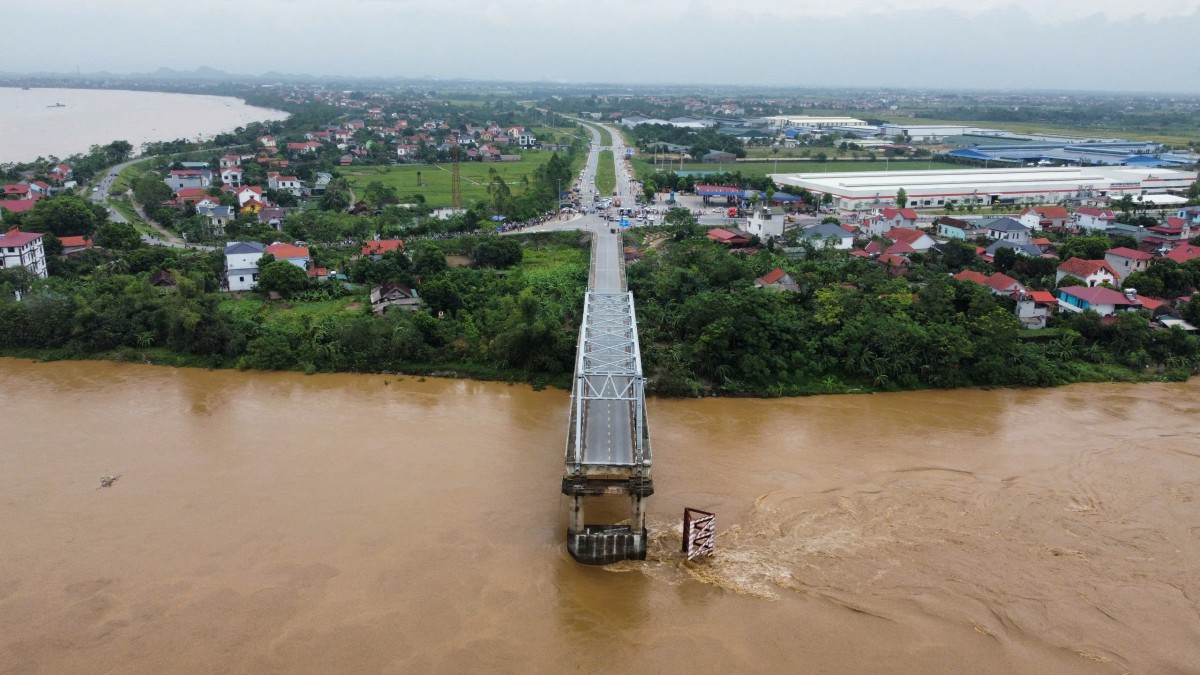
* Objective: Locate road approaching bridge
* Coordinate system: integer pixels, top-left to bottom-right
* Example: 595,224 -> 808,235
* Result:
561,123 -> 654,564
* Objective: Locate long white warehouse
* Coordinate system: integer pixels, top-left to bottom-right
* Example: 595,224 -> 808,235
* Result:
769,166 -> 1197,211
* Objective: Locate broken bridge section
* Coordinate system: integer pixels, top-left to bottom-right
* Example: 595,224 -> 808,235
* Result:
562,232 -> 653,565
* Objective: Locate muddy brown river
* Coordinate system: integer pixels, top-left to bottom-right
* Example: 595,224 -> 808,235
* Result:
1,358 -> 1198,673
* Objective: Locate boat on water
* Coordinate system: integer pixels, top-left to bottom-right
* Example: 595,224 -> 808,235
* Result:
47,103 -> 65,108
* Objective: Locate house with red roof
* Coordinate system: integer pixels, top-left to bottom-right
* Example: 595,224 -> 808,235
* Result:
1015,290 -> 1057,329
707,228 -> 750,246
953,269 -> 1025,296
1057,285 -> 1142,316
0,198 -> 40,215
59,235 -> 95,255
265,242 -> 310,270
1164,244 -> 1200,264
884,226 -> 936,253
754,267 -> 799,292
985,272 -> 1025,296
362,239 -> 404,260
48,164 -> 73,182
952,269 -> 990,285
879,207 -> 918,229
220,166 -> 244,187
1143,217 -> 1191,250
1056,258 -> 1117,287
0,227 -> 48,279
1074,207 -> 1117,232
258,135 -> 276,148
1019,206 -> 1070,231
3,184 -> 31,199
1103,247 -> 1153,281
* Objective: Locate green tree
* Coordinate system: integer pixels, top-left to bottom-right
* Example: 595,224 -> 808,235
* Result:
23,195 -> 104,236
1058,235 -> 1112,261
895,188 -> 908,208
257,260 -> 308,296
412,242 -> 447,276
94,221 -> 141,250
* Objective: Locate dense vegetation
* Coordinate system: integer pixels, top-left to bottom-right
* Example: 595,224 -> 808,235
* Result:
0,232 -> 588,387
626,223 -> 1200,396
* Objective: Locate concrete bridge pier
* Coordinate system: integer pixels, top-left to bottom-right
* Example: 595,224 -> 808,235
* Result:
563,481 -> 652,565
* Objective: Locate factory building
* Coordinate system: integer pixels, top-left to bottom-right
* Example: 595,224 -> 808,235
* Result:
769,167 -> 1197,211
763,116 -> 868,130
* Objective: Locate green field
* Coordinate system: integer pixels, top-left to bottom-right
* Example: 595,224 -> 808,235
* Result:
339,154 -> 558,208
596,151 -> 616,195
635,158 -> 963,179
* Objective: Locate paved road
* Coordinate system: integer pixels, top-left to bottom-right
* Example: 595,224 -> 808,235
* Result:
569,122 -> 640,468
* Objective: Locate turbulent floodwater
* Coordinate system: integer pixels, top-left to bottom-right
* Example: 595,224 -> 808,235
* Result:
0,358 -> 1197,673
0,87 -> 288,162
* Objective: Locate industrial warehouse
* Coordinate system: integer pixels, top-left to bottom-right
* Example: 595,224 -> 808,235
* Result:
769,166 -> 1198,211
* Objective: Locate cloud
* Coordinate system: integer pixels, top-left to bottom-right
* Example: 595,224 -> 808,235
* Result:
5,1 -> 1200,91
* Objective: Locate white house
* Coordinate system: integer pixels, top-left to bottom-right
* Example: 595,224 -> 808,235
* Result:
267,173 -> 303,197
884,226 -> 937,253
233,186 -> 264,208
1075,207 -> 1117,231
197,205 -> 235,235
0,227 -> 48,280
745,206 -> 785,239
220,166 -> 244,188
224,241 -> 265,291
878,207 -> 918,229
985,217 -> 1031,244
219,154 -> 241,169
1056,258 -> 1117,287
164,169 -> 212,192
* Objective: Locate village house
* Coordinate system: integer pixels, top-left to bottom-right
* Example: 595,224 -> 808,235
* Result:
258,207 -> 286,230
197,204 -> 235,234
362,239 -> 404,260
258,135 -> 277,148
59,235 -> 94,255
218,155 -> 241,169
1103,247 -> 1153,281
935,216 -> 985,240
267,172 -> 304,197
164,169 -> 212,192
1056,258 -> 1117,287
1143,217 -> 1192,251
149,270 -> 176,290
884,226 -> 936,253
3,184 -> 31,199
1016,290 -> 1058,329
983,238 -> 1045,260
48,164 -> 73,182
1164,244 -> 1200,264
707,228 -> 750,246
985,217 -> 1031,244
0,227 -> 48,279
1018,205 -> 1070,231
754,267 -> 800,292
265,242 -> 310,270
1075,207 -> 1117,232
953,269 -> 1026,296
370,281 -> 421,314
878,207 -> 919,230
0,199 -> 41,216
220,166 -> 244,187
800,222 -> 854,250
1057,286 -> 1142,316
224,241 -> 265,292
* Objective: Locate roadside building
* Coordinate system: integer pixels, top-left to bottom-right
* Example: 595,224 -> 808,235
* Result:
1074,207 -> 1117,232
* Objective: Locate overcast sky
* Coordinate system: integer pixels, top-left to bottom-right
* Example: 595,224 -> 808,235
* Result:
8,0 -> 1200,92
